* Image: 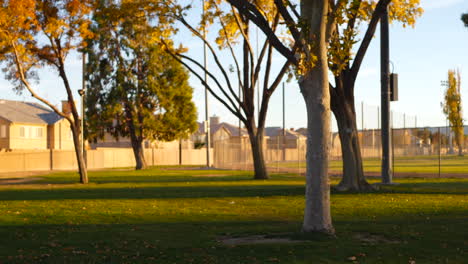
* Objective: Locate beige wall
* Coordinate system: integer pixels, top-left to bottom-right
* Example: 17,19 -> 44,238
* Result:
49,119 -> 75,150
0,147 -> 213,173
0,118 -> 10,150
9,123 -> 48,150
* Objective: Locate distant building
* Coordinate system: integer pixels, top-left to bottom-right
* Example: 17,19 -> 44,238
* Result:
193,116 -> 249,147
0,99 -> 74,151
264,127 -> 306,149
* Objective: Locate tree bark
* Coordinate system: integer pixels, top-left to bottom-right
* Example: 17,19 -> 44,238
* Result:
124,103 -> 147,170
131,137 -> 147,170
248,130 -> 268,180
70,123 -> 88,184
456,133 -> 464,156
331,86 -> 373,191
300,0 -> 334,235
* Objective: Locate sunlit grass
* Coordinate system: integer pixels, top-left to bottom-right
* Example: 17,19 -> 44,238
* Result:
0,168 -> 466,263
278,155 -> 468,175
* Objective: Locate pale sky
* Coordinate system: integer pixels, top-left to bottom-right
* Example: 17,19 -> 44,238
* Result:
1,0 -> 467,132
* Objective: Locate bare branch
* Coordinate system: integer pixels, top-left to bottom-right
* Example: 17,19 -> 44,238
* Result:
230,6 -> 255,63
226,0 -> 297,64
177,15 -> 241,105
274,0 -> 300,42
215,4 -> 244,93
11,42 -> 72,124
350,0 -> 391,81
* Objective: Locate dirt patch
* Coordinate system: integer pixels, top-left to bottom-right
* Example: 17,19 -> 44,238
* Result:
0,177 -> 43,185
353,233 -> 400,245
218,235 -> 307,245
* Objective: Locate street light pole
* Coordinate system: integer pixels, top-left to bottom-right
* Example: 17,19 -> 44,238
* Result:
78,52 -> 87,167
202,1 -> 211,167
380,6 -> 392,184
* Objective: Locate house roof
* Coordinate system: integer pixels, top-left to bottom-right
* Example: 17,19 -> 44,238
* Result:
264,127 -> 305,139
197,121 -> 249,137
0,99 -> 63,125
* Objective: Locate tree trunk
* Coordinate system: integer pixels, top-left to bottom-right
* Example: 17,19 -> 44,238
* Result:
248,131 -> 269,180
123,102 -> 147,170
300,0 -> 334,235
131,137 -> 147,170
332,94 -> 373,191
70,123 -> 88,184
456,133 -> 464,156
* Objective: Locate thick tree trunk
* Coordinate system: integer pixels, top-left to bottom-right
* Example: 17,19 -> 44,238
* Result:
248,131 -> 268,180
123,102 -> 147,170
70,123 -> 88,184
131,137 -> 147,170
301,73 -> 333,234
332,95 -> 373,191
300,0 -> 334,235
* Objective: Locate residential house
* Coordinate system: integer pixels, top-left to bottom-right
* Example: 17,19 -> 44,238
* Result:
264,127 -> 306,149
193,116 -> 249,147
0,99 -> 74,151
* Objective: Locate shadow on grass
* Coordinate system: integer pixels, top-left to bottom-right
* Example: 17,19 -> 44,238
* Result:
1,180 -> 467,201
1,216 -> 466,264
0,184 -> 306,201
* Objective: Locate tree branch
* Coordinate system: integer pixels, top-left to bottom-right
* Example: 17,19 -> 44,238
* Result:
226,0 -> 297,64
11,42 -> 72,124
350,0 -> 391,82
177,15 -> 240,106
273,0 -> 300,42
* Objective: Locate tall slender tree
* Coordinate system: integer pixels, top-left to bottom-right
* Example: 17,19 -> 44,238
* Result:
162,1 -> 291,179
442,69 -> 464,156
0,0 -> 92,183
86,1 -> 197,170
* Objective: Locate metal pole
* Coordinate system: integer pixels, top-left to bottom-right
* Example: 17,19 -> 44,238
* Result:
403,113 -> 406,129
81,52 -> 87,167
380,6 -> 393,184
203,2 -> 211,167
256,27 -> 260,123
377,106 -> 380,130
238,84 -> 241,143
438,127 -> 441,178
282,82 -> 286,161
361,101 -> 364,131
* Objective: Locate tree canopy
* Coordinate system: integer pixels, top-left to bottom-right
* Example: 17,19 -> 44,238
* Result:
462,13 -> 468,27
442,69 -> 464,156
0,0 -> 93,183
86,0 -> 197,169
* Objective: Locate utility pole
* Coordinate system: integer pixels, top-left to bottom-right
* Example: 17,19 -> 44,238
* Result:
78,52 -> 87,167
380,6 -> 392,184
203,1 -> 211,167
282,82 -> 286,161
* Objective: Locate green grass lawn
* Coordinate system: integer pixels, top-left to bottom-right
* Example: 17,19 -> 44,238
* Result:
0,168 -> 467,263
277,155 -> 468,175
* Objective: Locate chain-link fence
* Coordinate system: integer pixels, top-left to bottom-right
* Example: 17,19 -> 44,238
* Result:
213,125 -> 468,178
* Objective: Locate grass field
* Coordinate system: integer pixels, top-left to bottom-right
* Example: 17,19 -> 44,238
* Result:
277,155 -> 468,175
0,168 -> 467,263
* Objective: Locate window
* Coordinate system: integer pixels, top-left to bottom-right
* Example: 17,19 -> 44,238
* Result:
0,125 -> 6,138
19,126 -> 25,138
36,127 -> 43,138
